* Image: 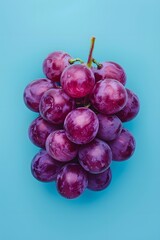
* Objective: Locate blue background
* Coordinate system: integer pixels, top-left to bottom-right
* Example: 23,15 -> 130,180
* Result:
0,0 -> 160,239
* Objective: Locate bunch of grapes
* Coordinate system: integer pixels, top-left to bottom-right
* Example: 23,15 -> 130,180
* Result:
23,37 -> 140,199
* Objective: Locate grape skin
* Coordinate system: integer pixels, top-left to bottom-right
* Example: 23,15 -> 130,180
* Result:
31,150 -> 63,182
28,116 -> 59,148
39,88 -> 75,124
64,107 -> 99,144
108,129 -> 136,161
46,130 -> 78,162
23,78 -> 55,112
90,79 -> 128,115
78,138 -> 112,174
116,89 -> 140,122
60,64 -> 95,98
57,163 -> 88,199
97,114 -> 122,141
92,61 -> 126,85
88,168 -> 112,191
43,51 -> 72,82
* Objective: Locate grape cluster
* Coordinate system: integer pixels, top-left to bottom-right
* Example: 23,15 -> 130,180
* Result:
24,37 -> 140,199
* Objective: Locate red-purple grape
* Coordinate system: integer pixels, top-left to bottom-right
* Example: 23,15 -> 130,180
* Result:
46,130 -> 78,162
116,89 -> 140,122
90,79 -> 127,115
43,51 -> 72,82
108,129 -> 136,161
78,138 -> 112,174
64,107 -> 99,144
23,78 -> 55,112
31,150 -> 63,182
92,62 -> 126,85
28,116 -> 59,148
97,114 -> 122,141
57,163 -> 88,199
39,88 -> 75,124
88,168 -> 112,191
60,64 -> 95,98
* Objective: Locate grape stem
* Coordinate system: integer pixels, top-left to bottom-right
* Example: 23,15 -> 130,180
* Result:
92,58 -> 103,69
87,37 -> 96,68
69,58 -> 84,64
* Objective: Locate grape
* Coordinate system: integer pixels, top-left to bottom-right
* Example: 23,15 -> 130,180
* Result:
64,107 -> 99,144
90,79 -> 127,115
57,163 -> 88,199
92,62 -> 126,85
97,114 -> 122,141
46,130 -> 78,162
28,116 -> 59,148
116,89 -> 140,122
88,168 -> 112,191
39,88 -> 75,124
108,129 -> 135,161
60,64 -> 95,98
43,51 -> 72,82
23,78 -> 55,112
78,138 -> 112,174
31,150 -> 63,182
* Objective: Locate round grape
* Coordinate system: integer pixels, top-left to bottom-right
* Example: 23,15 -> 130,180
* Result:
116,89 -> 140,122
57,163 -> 88,199
23,78 -> 55,112
39,88 -> 75,124
60,64 -> 95,98
78,138 -> 112,174
43,51 -> 72,82
97,114 -> 122,141
46,130 -> 78,162
92,61 -> 126,85
88,168 -> 112,191
28,116 -> 59,148
64,107 -> 99,144
108,129 -> 136,161
90,79 -> 127,115
31,150 -> 63,182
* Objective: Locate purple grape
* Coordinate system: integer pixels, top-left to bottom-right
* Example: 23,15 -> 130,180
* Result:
90,79 -> 127,115
108,129 -> 136,161
92,61 -> 126,85
28,116 -> 59,148
39,88 -> 75,124
88,168 -> 112,191
23,78 -> 55,112
64,107 -> 99,144
31,150 -> 63,182
57,163 -> 88,199
97,114 -> 122,141
43,51 -> 72,82
46,130 -> 78,162
60,64 -> 95,98
78,138 -> 112,174
116,89 -> 140,122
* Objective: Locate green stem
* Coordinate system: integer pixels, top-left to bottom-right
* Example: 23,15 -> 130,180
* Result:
92,58 -> 103,69
87,37 -> 96,68
69,58 -> 84,64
